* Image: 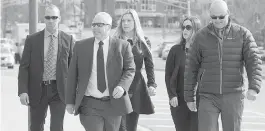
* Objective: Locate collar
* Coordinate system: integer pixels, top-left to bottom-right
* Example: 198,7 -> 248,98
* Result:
95,36 -> 110,45
207,18 -> 232,37
44,28 -> 59,38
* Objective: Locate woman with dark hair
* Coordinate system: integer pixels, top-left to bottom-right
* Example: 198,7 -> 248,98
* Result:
113,9 -> 157,131
165,16 -> 201,131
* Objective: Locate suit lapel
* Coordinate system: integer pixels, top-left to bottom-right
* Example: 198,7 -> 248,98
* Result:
86,37 -> 95,78
57,31 -> 62,62
39,30 -> 45,69
107,37 -> 115,67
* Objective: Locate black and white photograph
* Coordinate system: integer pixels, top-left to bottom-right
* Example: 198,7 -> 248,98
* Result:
1,0 -> 265,131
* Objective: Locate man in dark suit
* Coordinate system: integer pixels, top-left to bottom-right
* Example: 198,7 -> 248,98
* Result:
18,4 -> 74,131
65,12 -> 135,131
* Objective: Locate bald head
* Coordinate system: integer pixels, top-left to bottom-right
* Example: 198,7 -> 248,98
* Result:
92,12 -> 113,41
45,4 -> 60,16
93,12 -> 112,25
209,0 -> 230,29
210,0 -> 229,15
44,4 -> 61,33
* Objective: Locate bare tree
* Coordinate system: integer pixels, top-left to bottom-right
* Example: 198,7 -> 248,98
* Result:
231,0 -> 265,31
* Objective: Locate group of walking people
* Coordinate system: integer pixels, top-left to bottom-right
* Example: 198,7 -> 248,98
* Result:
18,0 -> 263,131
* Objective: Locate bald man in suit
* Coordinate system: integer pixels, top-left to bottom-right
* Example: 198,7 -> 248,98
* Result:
65,12 -> 135,131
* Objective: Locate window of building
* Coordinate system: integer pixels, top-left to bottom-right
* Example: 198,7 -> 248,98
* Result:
129,4 -> 137,9
115,1 -> 137,10
141,0 -> 156,11
115,2 -> 127,9
165,4 -> 180,14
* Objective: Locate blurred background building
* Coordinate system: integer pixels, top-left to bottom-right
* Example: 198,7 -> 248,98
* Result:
1,0 -> 265,44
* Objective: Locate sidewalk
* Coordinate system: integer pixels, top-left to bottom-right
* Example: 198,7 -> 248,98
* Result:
138,125 -> 152,131
43,108 -> 152,131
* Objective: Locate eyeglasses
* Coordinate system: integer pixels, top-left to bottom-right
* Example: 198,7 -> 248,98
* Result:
182,25 -> 192,30
45,16 -> 59,20
91,23 -> 109,28
210,15 -> 226,20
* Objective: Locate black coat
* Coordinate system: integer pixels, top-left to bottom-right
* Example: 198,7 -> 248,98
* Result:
165,44 -> 187,104
128,37 -> 157,114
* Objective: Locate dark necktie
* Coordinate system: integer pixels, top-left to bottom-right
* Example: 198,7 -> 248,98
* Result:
127,39 -> 133,46
97,41 -> 107,93
185,48 -> 189,53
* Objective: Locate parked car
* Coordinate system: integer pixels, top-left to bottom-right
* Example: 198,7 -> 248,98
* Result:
1,45 -> 15,69
162,43 -> 175,60
157,41 -> 175,58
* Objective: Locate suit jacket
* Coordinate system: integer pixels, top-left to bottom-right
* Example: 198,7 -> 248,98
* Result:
18,30 -> 75,105
66,37 -> 135,116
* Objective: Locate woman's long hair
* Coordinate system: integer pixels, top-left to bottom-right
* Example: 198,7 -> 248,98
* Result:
179,16 -> 201,47
113,9 -> 151,53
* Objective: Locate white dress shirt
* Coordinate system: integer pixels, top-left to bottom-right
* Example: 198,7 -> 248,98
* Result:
85,36 -> 110,98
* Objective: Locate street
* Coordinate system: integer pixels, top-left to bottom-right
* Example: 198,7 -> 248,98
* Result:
139,70 -> 265,131
138,54 -> 265,131
1,54 -> 265,131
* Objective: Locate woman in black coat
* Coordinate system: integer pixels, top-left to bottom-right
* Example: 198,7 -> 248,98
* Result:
165,16 -> 201,131
114,9 -> 157,131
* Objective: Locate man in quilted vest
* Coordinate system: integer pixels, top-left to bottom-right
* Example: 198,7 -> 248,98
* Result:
184,0 -> 263,131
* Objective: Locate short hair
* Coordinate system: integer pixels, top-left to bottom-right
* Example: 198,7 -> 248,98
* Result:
45,4 -> 60,16
93,12 -> 112,25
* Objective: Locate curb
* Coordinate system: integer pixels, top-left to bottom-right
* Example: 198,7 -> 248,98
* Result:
138,125 -> 153,131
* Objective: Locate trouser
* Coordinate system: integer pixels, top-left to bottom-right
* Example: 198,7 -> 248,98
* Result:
198,92 -> 244,131
170,103 -> 198,131
119,111 -> 139,131
29,82 -> 65,131
15,53 -> 20,64
79,96 -> 122,131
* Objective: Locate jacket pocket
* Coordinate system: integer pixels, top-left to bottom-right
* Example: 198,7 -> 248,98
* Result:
198,69 -> 206,88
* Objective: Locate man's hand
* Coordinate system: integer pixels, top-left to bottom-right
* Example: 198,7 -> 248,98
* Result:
19,93 -> 29,106
66,104 -> 75,114
187,102 -> 197,112
148,86 -> 156,96
113,86 -> 125,99
170,97 -> 178,107
246,89 -> 258,101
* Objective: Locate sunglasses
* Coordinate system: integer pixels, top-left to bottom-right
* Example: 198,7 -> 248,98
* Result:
91,23 -> 109,28
210,15 -> 226,20
182,25 -> 192,30
45,16 -> 59,20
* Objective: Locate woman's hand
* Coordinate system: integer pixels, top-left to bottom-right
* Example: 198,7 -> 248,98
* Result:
148,86 -> 156,96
